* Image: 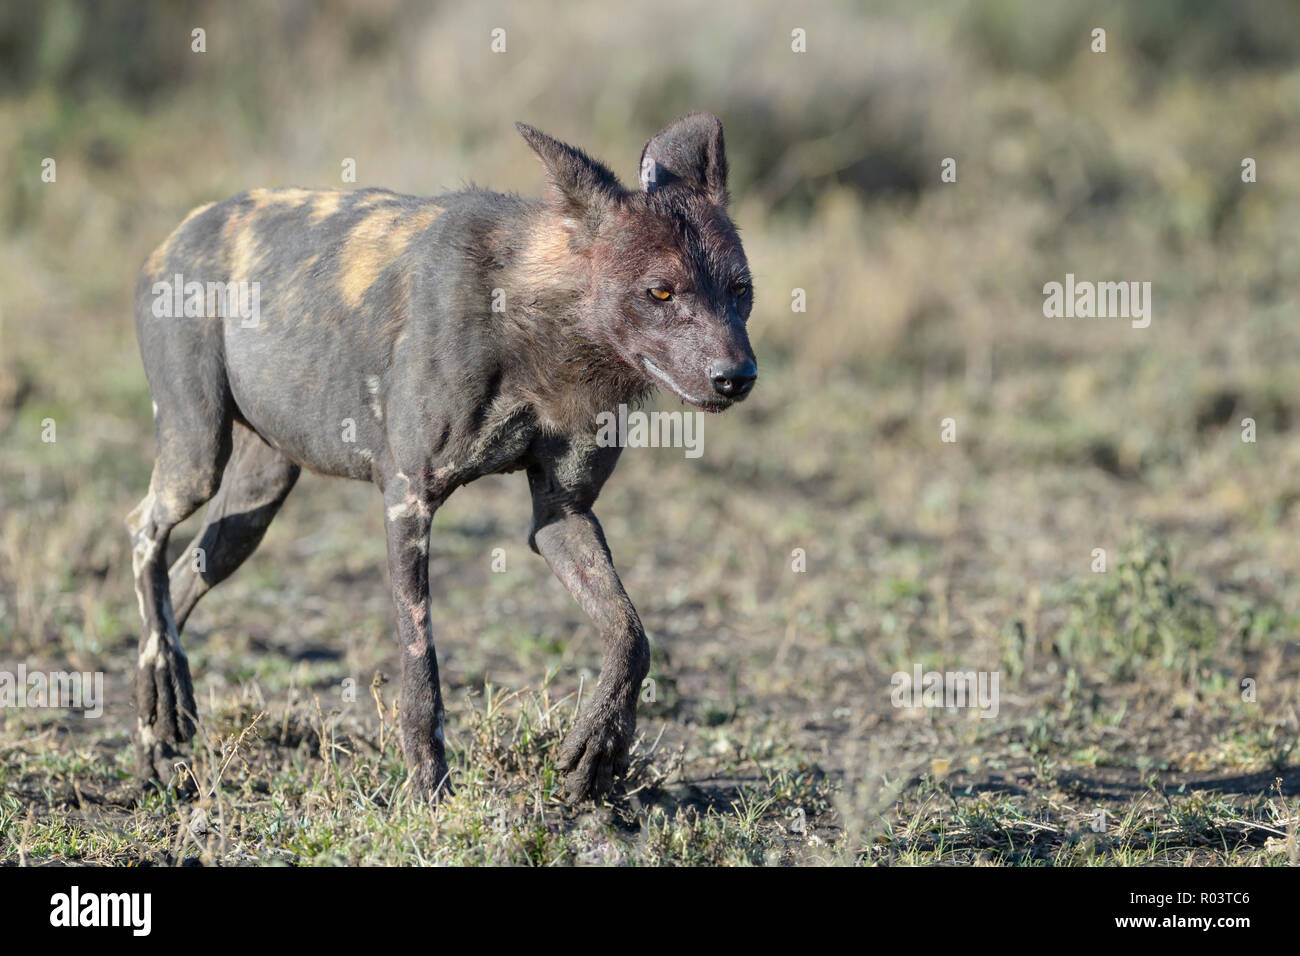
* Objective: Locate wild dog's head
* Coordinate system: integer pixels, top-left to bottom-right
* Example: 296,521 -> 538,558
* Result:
517,114 -> 756,411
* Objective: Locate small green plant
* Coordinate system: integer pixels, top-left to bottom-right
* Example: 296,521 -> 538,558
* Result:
1054,535 -> 1217,681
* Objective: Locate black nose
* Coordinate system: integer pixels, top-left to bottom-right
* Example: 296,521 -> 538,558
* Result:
708,359 -> 757,399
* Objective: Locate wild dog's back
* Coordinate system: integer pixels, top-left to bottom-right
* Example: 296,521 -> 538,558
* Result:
134,187 -> 459,479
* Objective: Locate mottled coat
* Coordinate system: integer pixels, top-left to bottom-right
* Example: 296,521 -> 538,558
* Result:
127,114 -> 757,800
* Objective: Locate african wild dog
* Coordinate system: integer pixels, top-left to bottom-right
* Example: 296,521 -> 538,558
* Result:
127,114 -> 757,801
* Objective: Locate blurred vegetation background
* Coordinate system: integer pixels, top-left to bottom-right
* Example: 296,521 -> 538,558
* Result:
4,0 -> 1300,680
3,0 -> 1300,441
1,1 -> 1299,864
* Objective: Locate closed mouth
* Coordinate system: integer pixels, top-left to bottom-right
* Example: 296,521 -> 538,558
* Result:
641,357 -> 731,411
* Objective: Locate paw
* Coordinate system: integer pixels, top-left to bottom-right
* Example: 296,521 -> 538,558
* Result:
409,759 -> 454,803
134,737 -> 198,798
135,638 -> 197,745
556,707 -> 634,802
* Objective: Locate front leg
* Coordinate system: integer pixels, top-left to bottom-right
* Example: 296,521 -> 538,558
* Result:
382,471 -> 450,801
530,504 -> 651,802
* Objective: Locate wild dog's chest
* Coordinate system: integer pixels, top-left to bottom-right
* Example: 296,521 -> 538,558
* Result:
432,399 -> 539,493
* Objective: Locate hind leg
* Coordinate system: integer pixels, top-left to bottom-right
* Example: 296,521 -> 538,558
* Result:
126,416 -> 232,790
169,423 -> 300,631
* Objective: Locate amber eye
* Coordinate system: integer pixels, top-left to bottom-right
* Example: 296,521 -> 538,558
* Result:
648,287 -> 673,302
732,283 -> 749,298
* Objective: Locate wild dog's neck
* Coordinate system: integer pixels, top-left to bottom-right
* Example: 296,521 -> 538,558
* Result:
490,210 -> 645,432
511,211 -> 591,324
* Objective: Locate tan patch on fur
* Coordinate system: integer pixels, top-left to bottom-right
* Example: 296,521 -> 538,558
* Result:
518,221 -> 577,289
221,189 -> 328,284
223,207 -> 260,283
338,205 -> 442,308
181,200 -> 217,225
248,187 -> 313,209
353,191 -> 398,211
144,244 -> 168,276
145,200 -> 216,275
307,191 -> 344,224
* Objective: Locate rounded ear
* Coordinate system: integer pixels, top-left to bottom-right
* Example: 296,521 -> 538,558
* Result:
638,112 -> 729,206
516,122 -> 625,221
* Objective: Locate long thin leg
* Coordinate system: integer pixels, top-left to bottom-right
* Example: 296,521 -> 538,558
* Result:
129,259 -> 233,790
169,424 -> 300,630
382,470 -> 450,800
126,469 -> 216,789
531,509 -> 650,800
